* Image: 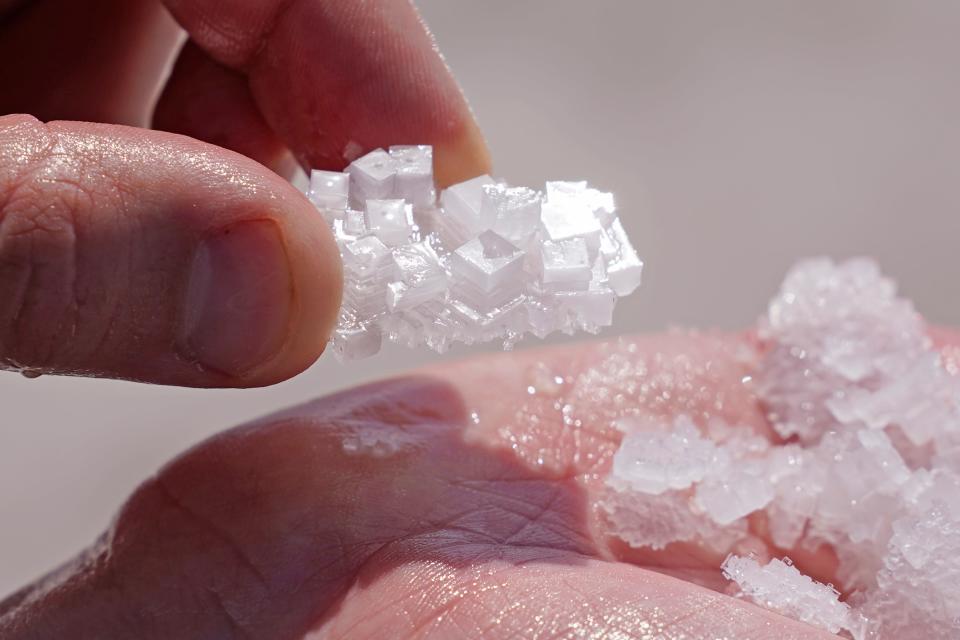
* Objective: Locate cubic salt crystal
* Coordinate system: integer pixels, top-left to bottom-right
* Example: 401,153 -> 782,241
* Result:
346,148 -> 397,206
364,199 -> 412,246
540,197 -> 603,256
451,230 -> 525,292
440,174 -> 496,240
603,219 -> 644,296
341,235 -> 391,275
722,556 -> 853,635
343,209 -> 366,236
308,146 -> 642,359
308,170 -> 350,214
332,325 -> 381,360
389,145 -> 434,207
481,183 -> 542,245
555,283 -> 617,331
538,238 -> 592,289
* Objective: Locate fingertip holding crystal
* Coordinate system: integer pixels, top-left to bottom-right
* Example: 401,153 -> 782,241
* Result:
307,145 -> 644,360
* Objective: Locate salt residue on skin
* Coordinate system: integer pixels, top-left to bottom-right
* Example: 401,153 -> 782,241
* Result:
340,425 -> 420,458
479,332 -> 766,484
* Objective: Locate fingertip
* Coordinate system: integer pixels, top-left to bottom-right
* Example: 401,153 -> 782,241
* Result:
232,192 -> 342,387
433,117 -> 493,188
152,41 -> 298,178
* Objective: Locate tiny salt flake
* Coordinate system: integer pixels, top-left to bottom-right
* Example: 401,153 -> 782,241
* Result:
306,145 -> 643,360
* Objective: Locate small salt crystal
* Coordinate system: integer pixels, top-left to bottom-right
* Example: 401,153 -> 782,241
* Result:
346,148 -> 398,206
364,199 -> 412,247
309,147 -> 643,359
695,458 -> 775,525
308,170 -> 349,214
389,145 -> 434,208
603,485 -> 747,552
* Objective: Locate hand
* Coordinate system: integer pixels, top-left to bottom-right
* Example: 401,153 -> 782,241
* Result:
0,0 -> 491,387
0,331 -> 895,639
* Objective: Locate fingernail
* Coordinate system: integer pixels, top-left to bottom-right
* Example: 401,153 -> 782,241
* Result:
179,219 -> 293,377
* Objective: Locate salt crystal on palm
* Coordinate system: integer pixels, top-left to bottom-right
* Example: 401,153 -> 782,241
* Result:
609,416 -> 724,494
722,556 -> 853,635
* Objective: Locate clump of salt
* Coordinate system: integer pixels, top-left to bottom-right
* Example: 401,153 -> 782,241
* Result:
721,556 -> 854,635
307,146 -> 643,360
756,258 -> 960,447
602,258 -> 960,639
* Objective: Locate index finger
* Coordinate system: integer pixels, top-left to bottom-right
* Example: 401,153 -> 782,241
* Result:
161,0 -> 492,187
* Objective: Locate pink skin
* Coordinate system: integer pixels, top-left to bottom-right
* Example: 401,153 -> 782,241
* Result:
2,330 -> 917,639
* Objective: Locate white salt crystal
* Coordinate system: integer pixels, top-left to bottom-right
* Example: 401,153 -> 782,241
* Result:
440,174 -> 496,240
331,325 -> 381,360
389,145 -> 434,208
603,218 -> 644,296
722,556 -> 853,635
308,170 -> 349,213
695,458 -> 775,525
364,199 -> 412,247
452,230 -> 525,293
346,148 -> 397,205
546,180 -> 617,227
538,238 -> 592,290
755,257 -> 960,445
540,197 -> 603,256
482,183 -> 542,245
610,416 -> 724,494
603,486 -> 747,552
310,146 -> 643,359
858,494 -> 960,639
555,283 -> 617,331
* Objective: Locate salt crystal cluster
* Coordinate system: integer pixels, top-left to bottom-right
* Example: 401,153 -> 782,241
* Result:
603,258 -> 960,639
306,146 -> 643,360
721,556 -> 855,635
756,258 -> 960,447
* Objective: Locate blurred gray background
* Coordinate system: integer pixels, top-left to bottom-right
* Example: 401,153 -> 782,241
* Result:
3,0 -> 960,594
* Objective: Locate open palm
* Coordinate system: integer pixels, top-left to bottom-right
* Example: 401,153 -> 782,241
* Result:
0,334 -> 857,639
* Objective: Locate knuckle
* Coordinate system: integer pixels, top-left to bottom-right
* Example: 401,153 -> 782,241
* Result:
0,126 -> 95,370
0,191 -> 82,369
